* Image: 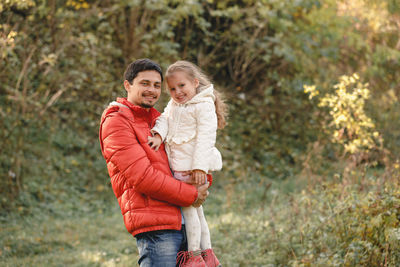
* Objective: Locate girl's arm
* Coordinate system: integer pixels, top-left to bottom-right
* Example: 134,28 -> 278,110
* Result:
151,99 -> 172,141
148,100 -> 172,150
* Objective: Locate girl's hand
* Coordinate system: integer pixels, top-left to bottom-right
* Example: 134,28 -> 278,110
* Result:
192,169 -> 207,185
147,134 -> 162,151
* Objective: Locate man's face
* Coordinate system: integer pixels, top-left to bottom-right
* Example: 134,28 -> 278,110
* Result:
124,70 -> 162,109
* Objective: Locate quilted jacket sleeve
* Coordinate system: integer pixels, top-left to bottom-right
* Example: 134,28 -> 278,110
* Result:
191,101 -> 218,173
100,110 -> 197,207
151,100 -> 172,141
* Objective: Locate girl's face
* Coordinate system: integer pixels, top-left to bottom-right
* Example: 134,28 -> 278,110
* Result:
166,71 -> 199,104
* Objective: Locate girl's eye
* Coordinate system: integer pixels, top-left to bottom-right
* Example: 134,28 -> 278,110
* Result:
170,88 -> 175,91
179,84 -> 185,87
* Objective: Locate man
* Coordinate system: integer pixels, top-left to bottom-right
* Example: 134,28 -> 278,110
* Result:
99,58 -> 209,266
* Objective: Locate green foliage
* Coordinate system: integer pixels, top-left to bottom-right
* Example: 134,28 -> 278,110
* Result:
208,168 -> 400,266
0,0 -> 35,13
1,0 -> 400,264
305,74 -> 383,157
0,0 -> 398,208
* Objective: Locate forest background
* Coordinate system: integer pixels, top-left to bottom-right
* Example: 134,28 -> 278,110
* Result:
1,0 -> 400,266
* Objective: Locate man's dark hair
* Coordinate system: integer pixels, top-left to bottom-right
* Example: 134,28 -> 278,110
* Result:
124,58 -> 163,84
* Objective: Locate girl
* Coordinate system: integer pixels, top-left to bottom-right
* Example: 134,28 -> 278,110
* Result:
148,60 -> 227,267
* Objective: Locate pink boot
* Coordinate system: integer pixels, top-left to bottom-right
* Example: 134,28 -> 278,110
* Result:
177,250 -> 206,267
201,248 -> 221,267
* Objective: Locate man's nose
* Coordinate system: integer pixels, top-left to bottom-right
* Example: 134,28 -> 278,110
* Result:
149,84 -> 158,91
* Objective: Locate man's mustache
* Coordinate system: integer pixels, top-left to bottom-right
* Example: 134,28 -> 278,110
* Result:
142,92 -> 158,97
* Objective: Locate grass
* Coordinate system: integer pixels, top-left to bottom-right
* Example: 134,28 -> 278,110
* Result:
0,203 -> 139,267
0,177 -> 321,267
1,179 -> 273,267
1,166 -> 399,266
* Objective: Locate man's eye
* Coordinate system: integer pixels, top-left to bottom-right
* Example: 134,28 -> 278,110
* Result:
142,82 -> 149,86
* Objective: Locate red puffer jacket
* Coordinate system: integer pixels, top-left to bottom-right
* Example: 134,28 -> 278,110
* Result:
99,98 -> 198,236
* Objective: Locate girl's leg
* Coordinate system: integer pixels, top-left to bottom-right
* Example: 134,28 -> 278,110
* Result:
196,206 -> 221,266
196,205 -> 212,250
182,206 -> 201,251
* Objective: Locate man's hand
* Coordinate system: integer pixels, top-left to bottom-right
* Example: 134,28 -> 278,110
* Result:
192,182 -> 209,207
147,133 -> 162,151
192,169 -> 207,185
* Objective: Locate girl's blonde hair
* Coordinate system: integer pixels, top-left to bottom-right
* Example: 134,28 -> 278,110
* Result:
165,60 -> 228,129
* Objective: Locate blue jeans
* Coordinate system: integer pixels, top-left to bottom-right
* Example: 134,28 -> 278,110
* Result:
135,227 -> 187,267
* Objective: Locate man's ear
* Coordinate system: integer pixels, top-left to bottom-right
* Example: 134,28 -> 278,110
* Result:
123,80 -> 131,93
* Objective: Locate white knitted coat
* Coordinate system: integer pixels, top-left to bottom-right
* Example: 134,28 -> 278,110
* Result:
152,85 -> 222,173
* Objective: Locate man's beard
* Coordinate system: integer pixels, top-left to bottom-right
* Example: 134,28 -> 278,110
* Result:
140,93 -> 157,108
140,102 -> 154,108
